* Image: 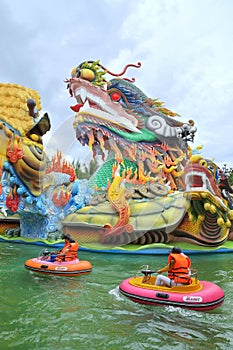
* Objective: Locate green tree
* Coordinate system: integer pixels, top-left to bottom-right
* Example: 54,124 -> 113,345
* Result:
229,172 -> 233,186
222,164 -> 233,185
71,159 -> 99,180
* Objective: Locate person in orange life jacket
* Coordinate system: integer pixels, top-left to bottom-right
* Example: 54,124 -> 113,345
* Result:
155,246 -> 191,287
53,234 -> 79,262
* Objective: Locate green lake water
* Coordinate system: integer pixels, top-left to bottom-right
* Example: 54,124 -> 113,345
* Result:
1,242 -> 233,350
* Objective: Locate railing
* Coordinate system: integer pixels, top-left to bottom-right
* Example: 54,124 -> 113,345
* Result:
189,268 -> 198,283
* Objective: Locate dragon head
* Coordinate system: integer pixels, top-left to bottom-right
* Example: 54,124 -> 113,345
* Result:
66,60 -> 196,166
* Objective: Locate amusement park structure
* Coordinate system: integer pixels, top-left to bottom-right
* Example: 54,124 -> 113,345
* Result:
0,60 -> 233,254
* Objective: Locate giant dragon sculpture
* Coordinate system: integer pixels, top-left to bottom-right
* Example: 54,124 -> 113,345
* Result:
0,61 -> 233,253
62,60 -> 233,252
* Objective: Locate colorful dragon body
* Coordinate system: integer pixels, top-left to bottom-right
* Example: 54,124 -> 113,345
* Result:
62,60 -> 233,248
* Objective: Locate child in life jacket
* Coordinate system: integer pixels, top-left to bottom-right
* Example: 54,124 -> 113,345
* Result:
155,246 -> 191,287
50,234 -> 79,262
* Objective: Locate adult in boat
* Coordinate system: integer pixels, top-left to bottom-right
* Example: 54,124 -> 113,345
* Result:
50,234 -> 79,262
155,246 -> 191,287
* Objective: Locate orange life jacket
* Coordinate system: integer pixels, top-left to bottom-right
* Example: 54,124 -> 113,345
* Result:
167,253 -> 191,284
60,242 -> 70,253
56,242 -> 79,262
64,242 -> 79,261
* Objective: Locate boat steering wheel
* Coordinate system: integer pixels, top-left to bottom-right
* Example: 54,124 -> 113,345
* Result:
141,268 -> 156,283
141,269 -> 156,276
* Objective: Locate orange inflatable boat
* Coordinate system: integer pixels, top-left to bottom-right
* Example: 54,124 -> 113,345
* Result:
25,251 -> 92,277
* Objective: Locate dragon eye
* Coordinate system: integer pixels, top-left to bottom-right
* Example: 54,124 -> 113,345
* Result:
199,159 -> 207,167
111,92 -> 121,101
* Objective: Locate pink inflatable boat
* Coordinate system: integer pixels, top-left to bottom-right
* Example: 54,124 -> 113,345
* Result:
119,268 -> 224,311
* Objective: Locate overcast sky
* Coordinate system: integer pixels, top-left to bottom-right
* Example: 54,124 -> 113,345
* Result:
1,0 -> 232,169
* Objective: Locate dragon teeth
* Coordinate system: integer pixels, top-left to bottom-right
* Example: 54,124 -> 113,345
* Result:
82,100 -> 90,109
77,88 -> 87,103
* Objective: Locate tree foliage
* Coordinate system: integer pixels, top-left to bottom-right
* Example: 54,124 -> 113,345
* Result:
71,159 -> 99,179
221,164 -> 233,185
229,172 -> 233,186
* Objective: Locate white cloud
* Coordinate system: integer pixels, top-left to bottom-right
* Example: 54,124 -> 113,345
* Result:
114,0 -> 233,164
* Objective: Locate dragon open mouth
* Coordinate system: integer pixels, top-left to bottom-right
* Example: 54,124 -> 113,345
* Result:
184,163 -> 222,199
68,78 -> 149,163
70,79 -> 142,133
